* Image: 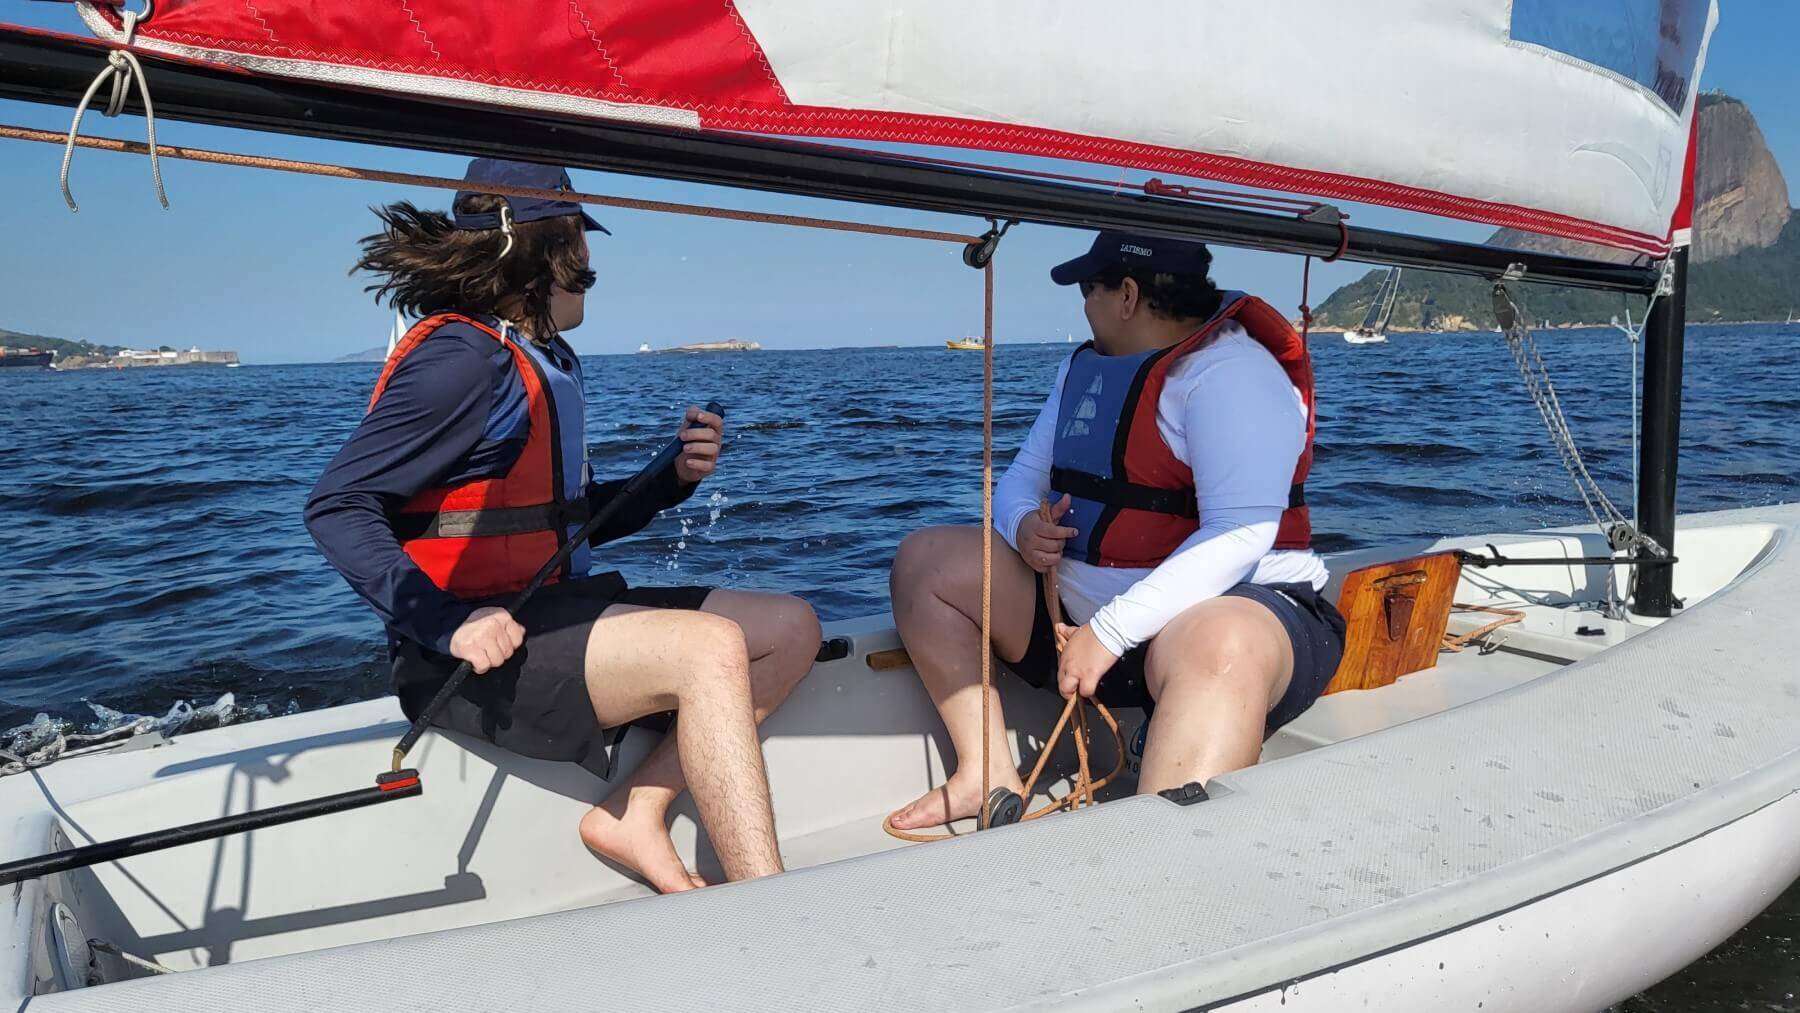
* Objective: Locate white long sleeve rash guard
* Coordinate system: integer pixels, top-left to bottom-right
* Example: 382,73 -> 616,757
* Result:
994,321 -> 1329,658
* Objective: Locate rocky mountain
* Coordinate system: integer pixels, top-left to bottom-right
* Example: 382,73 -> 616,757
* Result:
1316,93 -> 1796,330
1685,93 -> 1793,262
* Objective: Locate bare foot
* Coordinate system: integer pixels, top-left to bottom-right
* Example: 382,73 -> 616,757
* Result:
888,771 -> 1025,831
579,806 -> 708,894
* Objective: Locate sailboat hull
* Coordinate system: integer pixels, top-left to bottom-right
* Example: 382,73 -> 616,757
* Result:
1343,330 -> 1388,344
5,504 -> 1798,1011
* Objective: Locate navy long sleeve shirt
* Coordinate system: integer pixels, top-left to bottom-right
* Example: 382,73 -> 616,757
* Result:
305,320 -> 694,654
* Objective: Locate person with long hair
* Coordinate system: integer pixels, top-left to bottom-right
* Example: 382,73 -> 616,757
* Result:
306,159 -> 818,891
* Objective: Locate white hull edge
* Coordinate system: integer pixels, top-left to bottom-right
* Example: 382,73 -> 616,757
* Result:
1197,790 -> 1800,1012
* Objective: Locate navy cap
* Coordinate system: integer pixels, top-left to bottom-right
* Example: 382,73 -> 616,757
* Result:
1050,230 -> 1211,285
452,158 -> 609,235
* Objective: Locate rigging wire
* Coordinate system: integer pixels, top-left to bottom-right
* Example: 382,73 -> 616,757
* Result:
1492,282 -> 1667,616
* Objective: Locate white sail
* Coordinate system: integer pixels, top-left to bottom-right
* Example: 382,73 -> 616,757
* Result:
385,311 -> 406,361
68,0 -> 1716,254
732,0 -> 1715,252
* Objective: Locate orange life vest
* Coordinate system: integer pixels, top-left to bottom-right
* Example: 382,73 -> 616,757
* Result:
367,313 -> 588,600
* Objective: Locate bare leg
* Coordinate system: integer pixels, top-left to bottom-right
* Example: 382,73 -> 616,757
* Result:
579,592 -> 819,892
574,605 -> 792,888
1138,597 -> 1293,795
886,526 -> 1040,831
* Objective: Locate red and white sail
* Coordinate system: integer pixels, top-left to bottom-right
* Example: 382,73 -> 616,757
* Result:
67,0 -> 1716,255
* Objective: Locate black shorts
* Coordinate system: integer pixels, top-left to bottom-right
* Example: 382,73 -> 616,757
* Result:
390,573 -> 713,774
1004,578 -> 1347,733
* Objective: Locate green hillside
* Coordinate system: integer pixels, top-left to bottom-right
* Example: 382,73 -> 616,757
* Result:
1315,214 -> 1800,331
0,328 -> 125,359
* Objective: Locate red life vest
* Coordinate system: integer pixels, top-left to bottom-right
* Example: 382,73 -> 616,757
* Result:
1048,292 -> 1314,569
367,313 -> 586,600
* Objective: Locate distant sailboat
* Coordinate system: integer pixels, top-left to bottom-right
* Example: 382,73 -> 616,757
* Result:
1344,267 -> 1402,345
637,342 -> 653,353
384,310 -> 406,360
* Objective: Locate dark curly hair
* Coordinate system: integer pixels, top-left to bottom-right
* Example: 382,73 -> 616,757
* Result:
1082,259 -> 1223,322
352,192 -> 596,342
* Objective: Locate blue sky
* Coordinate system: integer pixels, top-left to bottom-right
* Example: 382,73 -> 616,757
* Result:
1,2 -> 1794,363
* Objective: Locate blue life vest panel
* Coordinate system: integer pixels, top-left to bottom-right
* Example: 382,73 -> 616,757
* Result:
514,331 -> 592,579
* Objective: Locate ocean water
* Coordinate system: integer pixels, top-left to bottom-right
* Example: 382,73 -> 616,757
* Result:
1,323 -> 1797,1005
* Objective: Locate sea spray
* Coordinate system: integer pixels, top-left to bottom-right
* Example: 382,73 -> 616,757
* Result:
664,490 -> 732,570
1,694 -> 256,776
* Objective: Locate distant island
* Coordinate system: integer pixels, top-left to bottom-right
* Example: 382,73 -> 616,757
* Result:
1,327 -> 238,369
61,346 -> 240,370
334,346 -> 389,363
640,339 -> 761,353
1313,93 -> 1799,331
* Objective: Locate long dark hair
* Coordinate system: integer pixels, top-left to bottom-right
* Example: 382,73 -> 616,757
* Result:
352,192 -> 596,341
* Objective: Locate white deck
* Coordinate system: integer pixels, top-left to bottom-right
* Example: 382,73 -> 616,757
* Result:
2,506 -> 1794,1010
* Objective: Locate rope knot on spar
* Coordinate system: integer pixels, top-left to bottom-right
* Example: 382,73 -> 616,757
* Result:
1292,205 -> 1347,341
61,9 -> 168,214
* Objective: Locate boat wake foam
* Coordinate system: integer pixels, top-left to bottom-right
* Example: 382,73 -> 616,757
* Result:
0,694 -> 263,777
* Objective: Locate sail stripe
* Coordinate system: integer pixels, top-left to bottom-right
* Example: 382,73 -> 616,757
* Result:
696,106 -> 1673,254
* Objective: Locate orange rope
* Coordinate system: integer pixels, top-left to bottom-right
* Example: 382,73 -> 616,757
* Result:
0,125 -> 983,246
882,691 -> 1124,843
882,493 -> 1125,843
979,261 -> 995,830
1442,604 -> 1526,652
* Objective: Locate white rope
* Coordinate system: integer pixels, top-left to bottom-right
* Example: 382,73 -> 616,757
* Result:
497,203 -> 516,260
1610,258 -> 1673,526
60,7 -> 168,212
88,939 -> 177,976
1609,302 -> 1652,529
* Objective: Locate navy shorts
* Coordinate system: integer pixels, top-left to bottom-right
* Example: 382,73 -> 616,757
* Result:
1004,578 -> 1347,732
390,574 -> 712,773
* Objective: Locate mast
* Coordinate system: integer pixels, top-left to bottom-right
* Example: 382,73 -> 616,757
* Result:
1633,248 -> 1687,618
1355,271 -> 1389,333
1375,268 -> 1403,332
1632,111 -> 1699,620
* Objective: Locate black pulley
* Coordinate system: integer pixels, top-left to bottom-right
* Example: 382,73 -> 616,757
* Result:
961,218 -> 1015,269
980,787 -> 1024,829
